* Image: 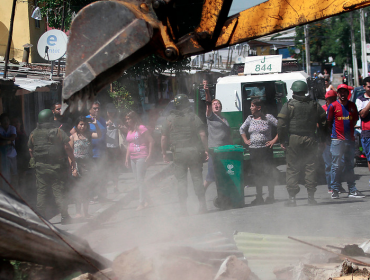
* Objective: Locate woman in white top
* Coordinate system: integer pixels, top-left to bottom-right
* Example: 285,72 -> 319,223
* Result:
239,99 -> 278,205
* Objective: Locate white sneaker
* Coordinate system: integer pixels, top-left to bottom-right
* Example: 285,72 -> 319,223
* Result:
348,191 -> 365,198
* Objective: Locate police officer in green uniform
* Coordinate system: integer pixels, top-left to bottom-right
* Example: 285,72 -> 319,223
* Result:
161,94 -> 209,215
277,81 -> 326,206
28,109 -> 77,224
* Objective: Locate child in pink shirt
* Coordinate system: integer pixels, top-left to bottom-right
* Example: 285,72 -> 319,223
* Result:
125,111 -> 154,210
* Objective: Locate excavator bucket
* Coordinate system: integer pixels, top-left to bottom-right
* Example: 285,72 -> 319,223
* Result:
62,0 -> 370,112
62,0 -> 154,112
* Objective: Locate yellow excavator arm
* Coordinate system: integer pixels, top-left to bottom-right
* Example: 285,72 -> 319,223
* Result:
63,0 -> 370,111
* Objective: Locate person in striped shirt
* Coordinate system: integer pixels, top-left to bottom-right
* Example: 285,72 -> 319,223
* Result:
327,84 -> 365,199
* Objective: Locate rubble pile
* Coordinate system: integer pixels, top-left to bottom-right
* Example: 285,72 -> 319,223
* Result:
73,247 -> 260,280
334,260 -> 370,279
269,237 -> 370,280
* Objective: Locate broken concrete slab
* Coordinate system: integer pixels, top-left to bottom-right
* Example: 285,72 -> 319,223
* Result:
71,273 -> 96,280
112,247 -> 154,280
214,255 -> 251,280
158,255 -> 215,280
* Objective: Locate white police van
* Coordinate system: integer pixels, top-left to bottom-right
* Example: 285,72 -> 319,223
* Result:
215,55 -> 309,158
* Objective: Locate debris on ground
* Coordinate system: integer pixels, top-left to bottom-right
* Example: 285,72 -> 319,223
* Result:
72,273 -> 96,280
274,260 -> 370,280
271,236 -> 370,280
327,244 -> 367,257
72,268 -> 117,280
273,266 -> 294,280
214,255 -> 252,280
336,259 -> 370,279
359,240 -> 370,254
341,245 -> 366,257
11,261 -> 87,280
112,247 -> 153,280
78,246 -> 260,280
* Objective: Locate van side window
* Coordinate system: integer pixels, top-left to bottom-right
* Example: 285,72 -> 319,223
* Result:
243,86 -> 267,101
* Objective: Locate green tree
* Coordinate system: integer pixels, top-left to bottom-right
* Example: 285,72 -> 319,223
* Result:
123,55 -> 191,78
38,0 -> 94,30
108,82 -> 136,112
292,21 -> 332,66
293,8 -> 370,69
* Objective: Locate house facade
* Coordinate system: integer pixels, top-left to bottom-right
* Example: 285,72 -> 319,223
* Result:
0,0 -> 46,63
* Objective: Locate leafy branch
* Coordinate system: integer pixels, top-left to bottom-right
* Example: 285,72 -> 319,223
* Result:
108,82 -> 136,113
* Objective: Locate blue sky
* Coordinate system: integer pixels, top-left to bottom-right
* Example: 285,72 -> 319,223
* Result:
229,0 -> 267,15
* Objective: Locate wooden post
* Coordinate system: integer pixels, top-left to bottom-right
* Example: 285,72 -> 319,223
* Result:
3,0 -> 17,79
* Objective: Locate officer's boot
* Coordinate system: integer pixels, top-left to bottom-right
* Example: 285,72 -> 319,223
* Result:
284,195 -> 296,207
308,191 -> 317,205
251,186 -> 264,206
198,195 -> 208,214
265,185 -> 275,204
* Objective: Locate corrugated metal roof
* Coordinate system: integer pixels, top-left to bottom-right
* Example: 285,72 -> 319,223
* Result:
14,77 -> 58,95
234,232 -> 367,280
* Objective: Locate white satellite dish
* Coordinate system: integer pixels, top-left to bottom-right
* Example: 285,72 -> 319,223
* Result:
37,30 -> 68,61
235,56 -> 245,63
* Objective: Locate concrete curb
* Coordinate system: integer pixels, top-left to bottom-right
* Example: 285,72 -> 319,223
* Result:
72,162 -> 174,236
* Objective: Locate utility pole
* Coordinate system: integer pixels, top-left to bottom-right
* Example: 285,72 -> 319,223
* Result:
360,9 -> 368,78
304,25 -> 311,77
299,40 -> 305,71
350,12 -> 359,87
57,0 -> 67,77
3,0 -> 17,79
226,47 -> 230,68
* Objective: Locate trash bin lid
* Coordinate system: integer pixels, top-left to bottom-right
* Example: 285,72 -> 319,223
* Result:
213,145 -> 244,153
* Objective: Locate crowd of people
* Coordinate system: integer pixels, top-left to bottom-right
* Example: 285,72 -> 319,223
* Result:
0,113 -> 29,194
14,100 -> 153,224
2,74 -> 370,221
200,77 -> 369,209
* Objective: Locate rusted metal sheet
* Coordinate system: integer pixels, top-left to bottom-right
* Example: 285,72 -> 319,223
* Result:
0,190 -> 111,271
195,0 -> 229,35
227,0 -> 370,45
215,16 -> 238,48
178,0 -> 370,56
194,0 -> 233,49
177,34 -> 205,56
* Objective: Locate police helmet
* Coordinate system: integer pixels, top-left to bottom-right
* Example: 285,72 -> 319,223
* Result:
38,109 -> 54,123
174,94 -> 190,109
291,80 -> 308,93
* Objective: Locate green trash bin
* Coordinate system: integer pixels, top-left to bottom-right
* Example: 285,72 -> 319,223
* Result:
210,145 -> 245,209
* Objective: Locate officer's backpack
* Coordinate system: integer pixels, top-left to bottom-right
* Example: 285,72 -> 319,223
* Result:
32,127 -> 65,162
167,110 -> 202,151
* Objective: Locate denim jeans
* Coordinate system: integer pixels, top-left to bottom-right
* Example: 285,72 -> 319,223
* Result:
361,137 -> 370,161
322,143 -> 332,190
330,140 -> 357,193
205,154 -> 215,182
131,158 -> 148,204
